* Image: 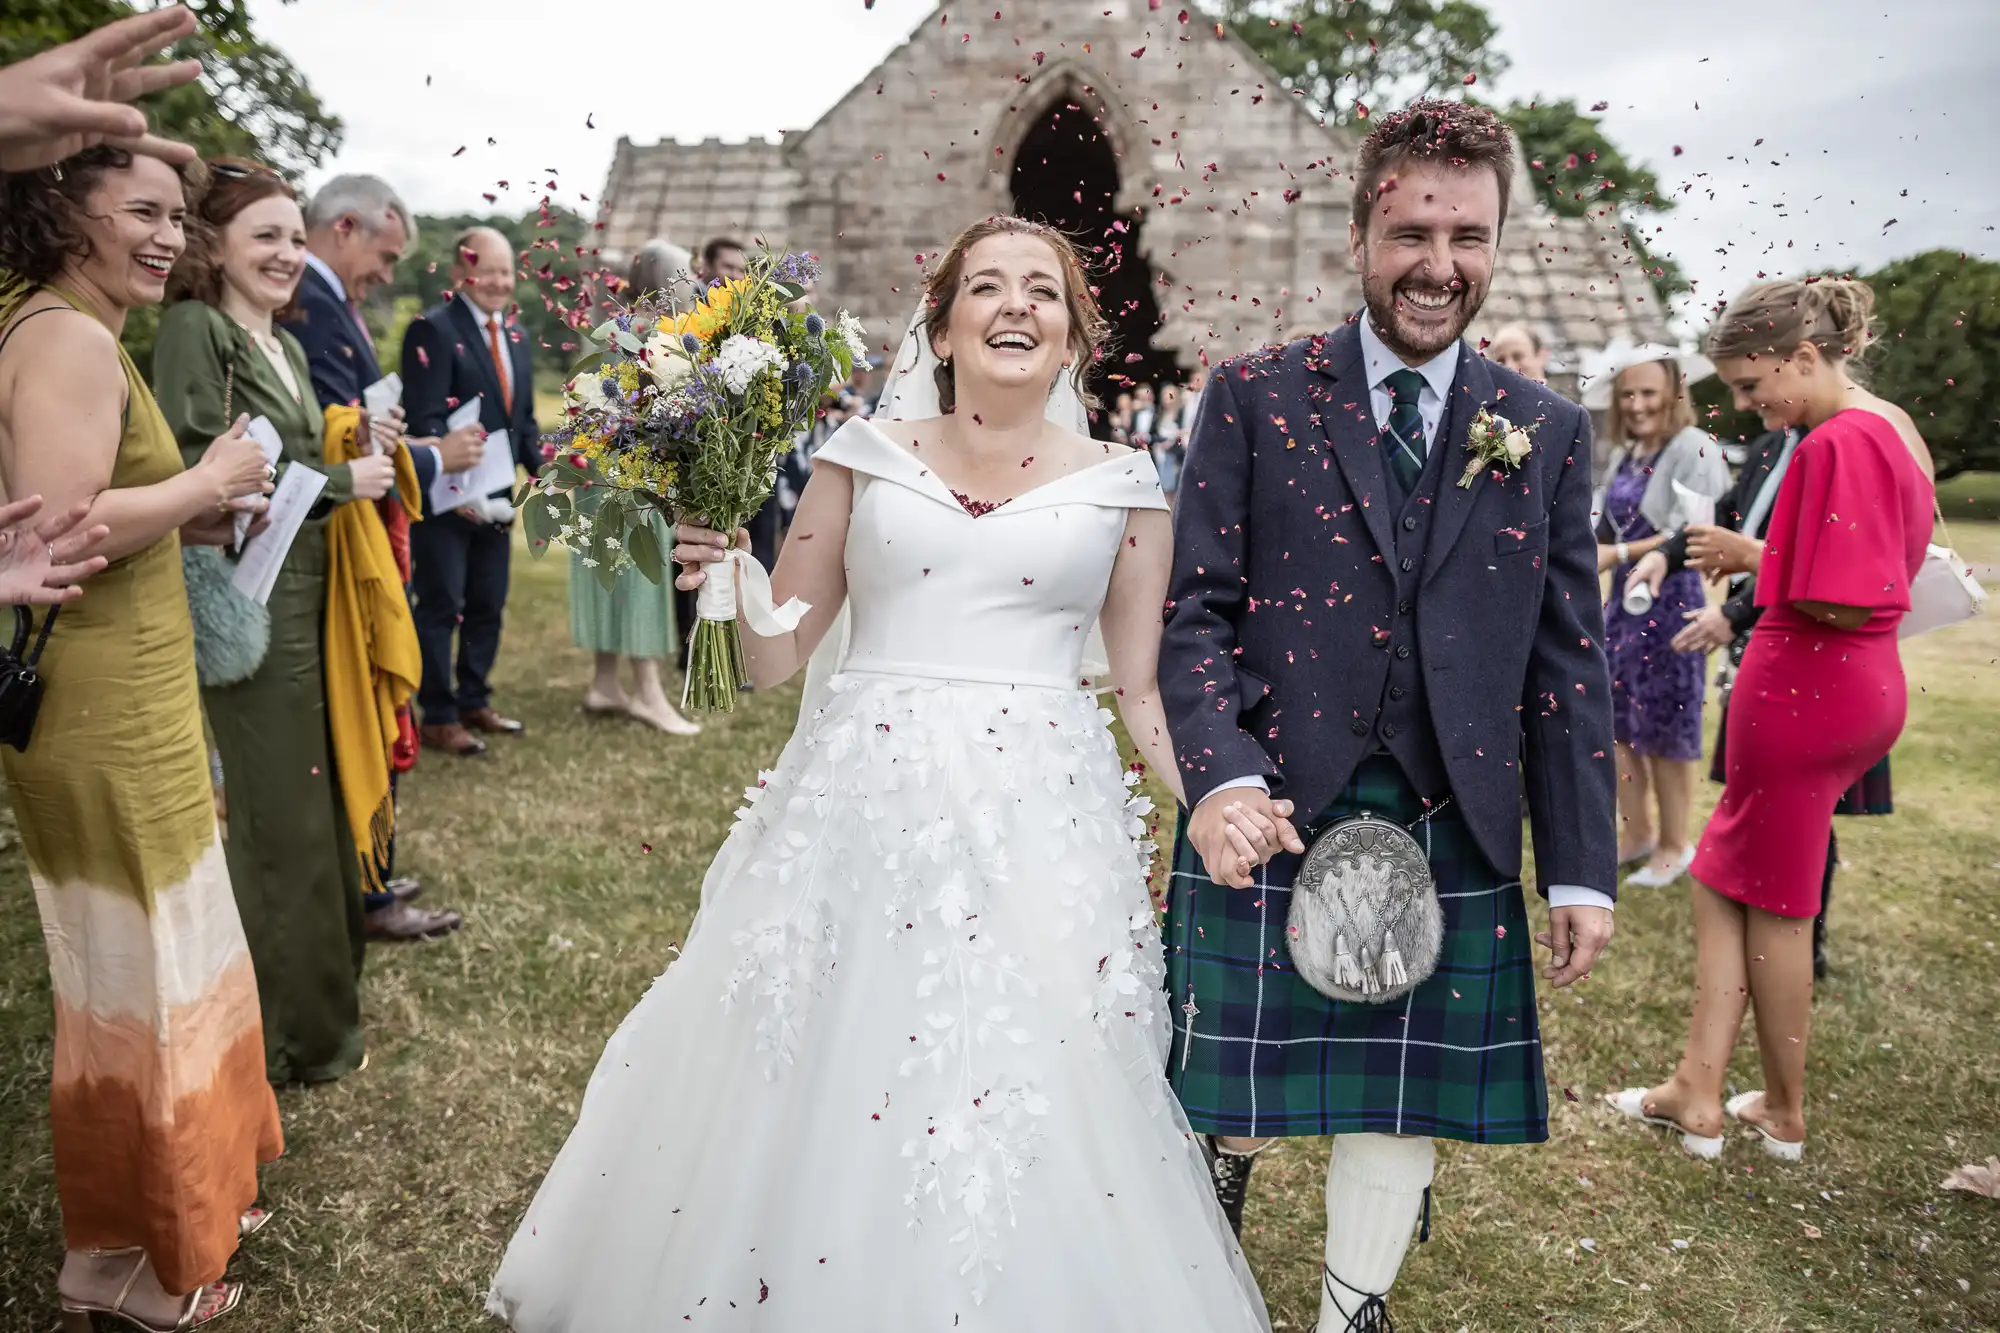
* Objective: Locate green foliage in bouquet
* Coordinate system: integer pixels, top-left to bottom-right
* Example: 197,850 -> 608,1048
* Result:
518,249 -> 862,711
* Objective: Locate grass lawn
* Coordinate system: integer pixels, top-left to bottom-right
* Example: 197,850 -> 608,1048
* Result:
0,527 -> 1995,1332
1937,473 -> 2000,523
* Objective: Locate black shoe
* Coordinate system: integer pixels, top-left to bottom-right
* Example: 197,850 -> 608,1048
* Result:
1203,1136 -> 1255,1236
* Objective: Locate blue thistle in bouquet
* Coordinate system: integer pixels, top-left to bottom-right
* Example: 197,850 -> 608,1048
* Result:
520,247 -> 864,711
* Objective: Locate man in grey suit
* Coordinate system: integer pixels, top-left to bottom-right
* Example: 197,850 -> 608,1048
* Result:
1159,101 -> 1617,1332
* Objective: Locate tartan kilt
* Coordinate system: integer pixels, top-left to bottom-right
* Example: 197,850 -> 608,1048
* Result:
1163,755 -> 1548,1145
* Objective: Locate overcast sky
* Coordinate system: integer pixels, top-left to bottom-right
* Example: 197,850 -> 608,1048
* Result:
252,0 -> 1997,332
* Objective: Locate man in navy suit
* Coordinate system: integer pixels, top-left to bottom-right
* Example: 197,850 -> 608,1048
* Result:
1159,102 -> 1616,1332
287,173 -> 470,941
401,226 -> 540,757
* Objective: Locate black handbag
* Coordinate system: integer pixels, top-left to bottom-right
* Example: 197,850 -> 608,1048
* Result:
0,604 -> 56,752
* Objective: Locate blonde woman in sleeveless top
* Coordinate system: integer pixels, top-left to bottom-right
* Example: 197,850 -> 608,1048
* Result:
0,148 -> 280,1331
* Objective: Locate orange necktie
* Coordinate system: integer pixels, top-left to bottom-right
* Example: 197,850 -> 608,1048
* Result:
487,316 -> 512,413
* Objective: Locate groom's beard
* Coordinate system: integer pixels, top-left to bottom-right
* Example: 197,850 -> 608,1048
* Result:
1361,266 -> 1486,362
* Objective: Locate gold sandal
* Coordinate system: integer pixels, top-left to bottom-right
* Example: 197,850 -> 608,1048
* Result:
59,1249 -> 243,1332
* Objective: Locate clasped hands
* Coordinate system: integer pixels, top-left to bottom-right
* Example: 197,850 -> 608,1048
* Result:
1185,788 -> 1306,890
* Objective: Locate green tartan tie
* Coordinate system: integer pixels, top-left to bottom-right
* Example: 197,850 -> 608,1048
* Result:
1383,367 -> 1427,496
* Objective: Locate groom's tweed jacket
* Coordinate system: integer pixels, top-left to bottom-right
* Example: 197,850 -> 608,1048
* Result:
1159,319 -> 1617,898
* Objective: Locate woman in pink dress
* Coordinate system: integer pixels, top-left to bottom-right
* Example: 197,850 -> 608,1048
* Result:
1608,277 -> 1934,1163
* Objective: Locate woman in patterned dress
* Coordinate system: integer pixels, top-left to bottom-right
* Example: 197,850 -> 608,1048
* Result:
0,147 -> 283,1329
1590,351 -> 1729,888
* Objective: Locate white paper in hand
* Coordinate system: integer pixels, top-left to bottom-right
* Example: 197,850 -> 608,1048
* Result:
429,397 -> 510,512
231,463 -> 327,605
362,374 -> 403,454
232,416 -> 287,552
1670,478 -> 1716,529
362,373 -> 402,419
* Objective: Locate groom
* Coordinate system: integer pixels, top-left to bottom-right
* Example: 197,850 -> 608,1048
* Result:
1160,101 -> 1617,1332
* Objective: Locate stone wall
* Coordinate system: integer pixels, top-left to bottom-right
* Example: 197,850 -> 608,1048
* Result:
597,0 -> 1669,373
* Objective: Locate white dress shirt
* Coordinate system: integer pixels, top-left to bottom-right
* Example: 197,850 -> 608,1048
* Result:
1197,315 -> 1614,913
304,250 -> 346,304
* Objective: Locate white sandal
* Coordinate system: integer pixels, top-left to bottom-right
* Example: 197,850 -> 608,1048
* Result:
1617,841 -> 1657,869
1623,845 -> 1696,889
1605,1088 -> 1724,1159
1725,1091 -> 1805,1162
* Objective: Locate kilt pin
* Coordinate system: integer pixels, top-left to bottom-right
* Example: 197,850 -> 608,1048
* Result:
1158,317 -> 1618,1329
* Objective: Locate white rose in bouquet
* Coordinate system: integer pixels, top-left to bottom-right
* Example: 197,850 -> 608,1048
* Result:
643,333 -> 695,391
562,371 -> 600,411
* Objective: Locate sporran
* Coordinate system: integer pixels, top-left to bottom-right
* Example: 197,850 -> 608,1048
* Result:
1286,808 -> 1447,1004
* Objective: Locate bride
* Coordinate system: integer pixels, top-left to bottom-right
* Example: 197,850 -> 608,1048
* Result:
485,217 -> 1270,1331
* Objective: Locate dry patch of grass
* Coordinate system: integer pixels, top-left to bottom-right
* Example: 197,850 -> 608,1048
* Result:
0,530 -> 1993,1331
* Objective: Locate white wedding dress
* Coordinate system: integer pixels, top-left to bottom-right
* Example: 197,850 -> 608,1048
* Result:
487,418 -> 1271,1332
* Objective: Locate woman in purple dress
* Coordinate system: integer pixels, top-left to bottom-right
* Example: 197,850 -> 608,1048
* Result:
1590,350 -> 1730,888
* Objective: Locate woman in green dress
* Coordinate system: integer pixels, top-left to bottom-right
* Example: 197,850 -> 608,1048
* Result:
153,158 -> 403,1086
569,240 -> 700,735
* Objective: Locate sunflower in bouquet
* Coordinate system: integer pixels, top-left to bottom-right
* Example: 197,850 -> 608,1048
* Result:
521,249 -> 865,711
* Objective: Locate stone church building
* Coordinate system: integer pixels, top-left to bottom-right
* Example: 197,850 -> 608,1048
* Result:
595,1 -> 1666,398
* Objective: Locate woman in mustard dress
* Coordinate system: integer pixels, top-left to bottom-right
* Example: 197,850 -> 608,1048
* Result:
0,148 -> 281,1329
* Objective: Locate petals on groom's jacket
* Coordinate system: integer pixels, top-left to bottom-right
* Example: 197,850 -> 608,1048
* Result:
1159,322 -> 1617,899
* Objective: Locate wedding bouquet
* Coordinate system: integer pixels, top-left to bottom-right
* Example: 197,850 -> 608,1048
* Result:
521,249 -> 864,711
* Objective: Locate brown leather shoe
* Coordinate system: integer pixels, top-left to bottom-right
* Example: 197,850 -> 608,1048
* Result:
364,900 -> 463,941
421,722 -> 487,756
461,706 -> 525,736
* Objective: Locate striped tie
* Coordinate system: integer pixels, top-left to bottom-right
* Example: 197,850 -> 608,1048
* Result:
1383,368 -> 1427,496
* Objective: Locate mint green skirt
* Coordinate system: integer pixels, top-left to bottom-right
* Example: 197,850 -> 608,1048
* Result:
568,515 -> 679,660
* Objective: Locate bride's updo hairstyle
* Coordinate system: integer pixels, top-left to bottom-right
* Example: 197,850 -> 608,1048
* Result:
1706,275 -> 1877,371
919,215 -> 1109,413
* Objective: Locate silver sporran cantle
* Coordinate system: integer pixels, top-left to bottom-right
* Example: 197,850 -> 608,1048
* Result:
1285,814 -> 1444,1004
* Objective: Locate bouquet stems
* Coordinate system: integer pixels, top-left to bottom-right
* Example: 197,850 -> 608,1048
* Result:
684,551 -> 751,713
685,617 -> 748,713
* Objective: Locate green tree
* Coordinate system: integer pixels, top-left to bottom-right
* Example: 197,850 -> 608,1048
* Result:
1692,252 -> 1998,480
1,1 -> 342,373
1867,250 -> 2000,480
1500,97 -> 1687,307
0,0 -> 342,175
1218,0 -> 1507,124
